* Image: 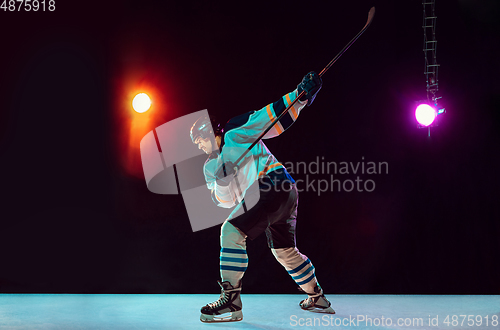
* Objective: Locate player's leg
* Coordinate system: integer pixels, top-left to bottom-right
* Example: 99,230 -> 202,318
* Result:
271,247 -> 335,313
267,185 -> 335,314
200,221 -> 246,322
220,220 -> 248,286
200,182 -> 295,322
200,184 -> 274,323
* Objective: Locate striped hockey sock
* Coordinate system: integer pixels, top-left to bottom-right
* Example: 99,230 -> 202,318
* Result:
220,221 -> 248,287
272,247 -> 318,294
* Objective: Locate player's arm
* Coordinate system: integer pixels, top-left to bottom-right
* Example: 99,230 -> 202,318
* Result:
224,72 -> 322,142
211,185 -> 237,208
211,165 -> 238,209
205,158 -> 238,208
210,158 -> 258,209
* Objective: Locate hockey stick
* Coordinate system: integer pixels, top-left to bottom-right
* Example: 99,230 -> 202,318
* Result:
232,7 -> 376,170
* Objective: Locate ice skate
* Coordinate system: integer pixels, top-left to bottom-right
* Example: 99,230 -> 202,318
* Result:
200,281 -> 243,322
299,284 -> 336,314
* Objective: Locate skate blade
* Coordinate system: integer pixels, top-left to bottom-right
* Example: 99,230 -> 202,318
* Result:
301,306 -> 336,314
200,310 -> 243,323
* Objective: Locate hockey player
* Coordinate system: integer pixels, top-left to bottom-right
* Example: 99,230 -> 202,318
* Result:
191,72 -> 335,322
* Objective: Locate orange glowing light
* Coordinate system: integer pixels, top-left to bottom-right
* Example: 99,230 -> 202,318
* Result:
132,93 -> 152,113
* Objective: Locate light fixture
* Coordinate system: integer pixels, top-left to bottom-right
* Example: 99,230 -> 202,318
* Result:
416,0 -> 446,135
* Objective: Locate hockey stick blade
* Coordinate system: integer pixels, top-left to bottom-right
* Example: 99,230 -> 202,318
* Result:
319,6 -> 375,77
233,7 -> 375,168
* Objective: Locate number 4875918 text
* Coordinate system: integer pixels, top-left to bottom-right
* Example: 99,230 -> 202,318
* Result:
1,0 -> 55,11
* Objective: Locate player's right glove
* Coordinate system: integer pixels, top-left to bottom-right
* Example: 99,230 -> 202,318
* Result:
297,71 -> 322,106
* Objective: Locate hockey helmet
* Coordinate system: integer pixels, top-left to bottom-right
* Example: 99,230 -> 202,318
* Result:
190,115 -> 223,144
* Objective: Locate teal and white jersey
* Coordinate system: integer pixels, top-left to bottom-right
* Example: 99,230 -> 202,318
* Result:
204,89 -> 307,208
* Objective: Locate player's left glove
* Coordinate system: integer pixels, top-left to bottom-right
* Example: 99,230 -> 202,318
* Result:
215,161 -> 236,186
297,71 -> 322,106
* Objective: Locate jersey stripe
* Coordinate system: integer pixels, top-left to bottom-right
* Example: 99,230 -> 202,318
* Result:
212,187 -> 234,204
272,98 -> 286,116
285,93 -> 299,119
278,111 -> 294,131
266,104 -> 283,135
258,162 -> 283,178
266,104 -> 274,122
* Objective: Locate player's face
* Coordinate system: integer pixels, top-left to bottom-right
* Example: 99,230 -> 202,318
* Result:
194,137 -> 213,154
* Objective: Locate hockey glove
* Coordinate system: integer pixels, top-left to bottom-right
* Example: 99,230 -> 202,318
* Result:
297,71 -> 322,106
215,161 -> 236,187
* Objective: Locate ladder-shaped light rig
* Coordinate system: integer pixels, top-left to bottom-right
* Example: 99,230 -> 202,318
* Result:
422,1 -> 445,131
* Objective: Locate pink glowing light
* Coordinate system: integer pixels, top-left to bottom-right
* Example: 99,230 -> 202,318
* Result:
415,104 -> 437,127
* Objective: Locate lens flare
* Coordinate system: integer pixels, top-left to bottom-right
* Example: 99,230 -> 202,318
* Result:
415,104 -> 436,127
133,93 -> 152,113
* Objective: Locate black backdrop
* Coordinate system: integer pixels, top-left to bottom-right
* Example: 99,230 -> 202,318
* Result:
1,0 -> 499,294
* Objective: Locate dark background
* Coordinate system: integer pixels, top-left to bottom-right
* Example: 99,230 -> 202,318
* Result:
0,0 -> 499,294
